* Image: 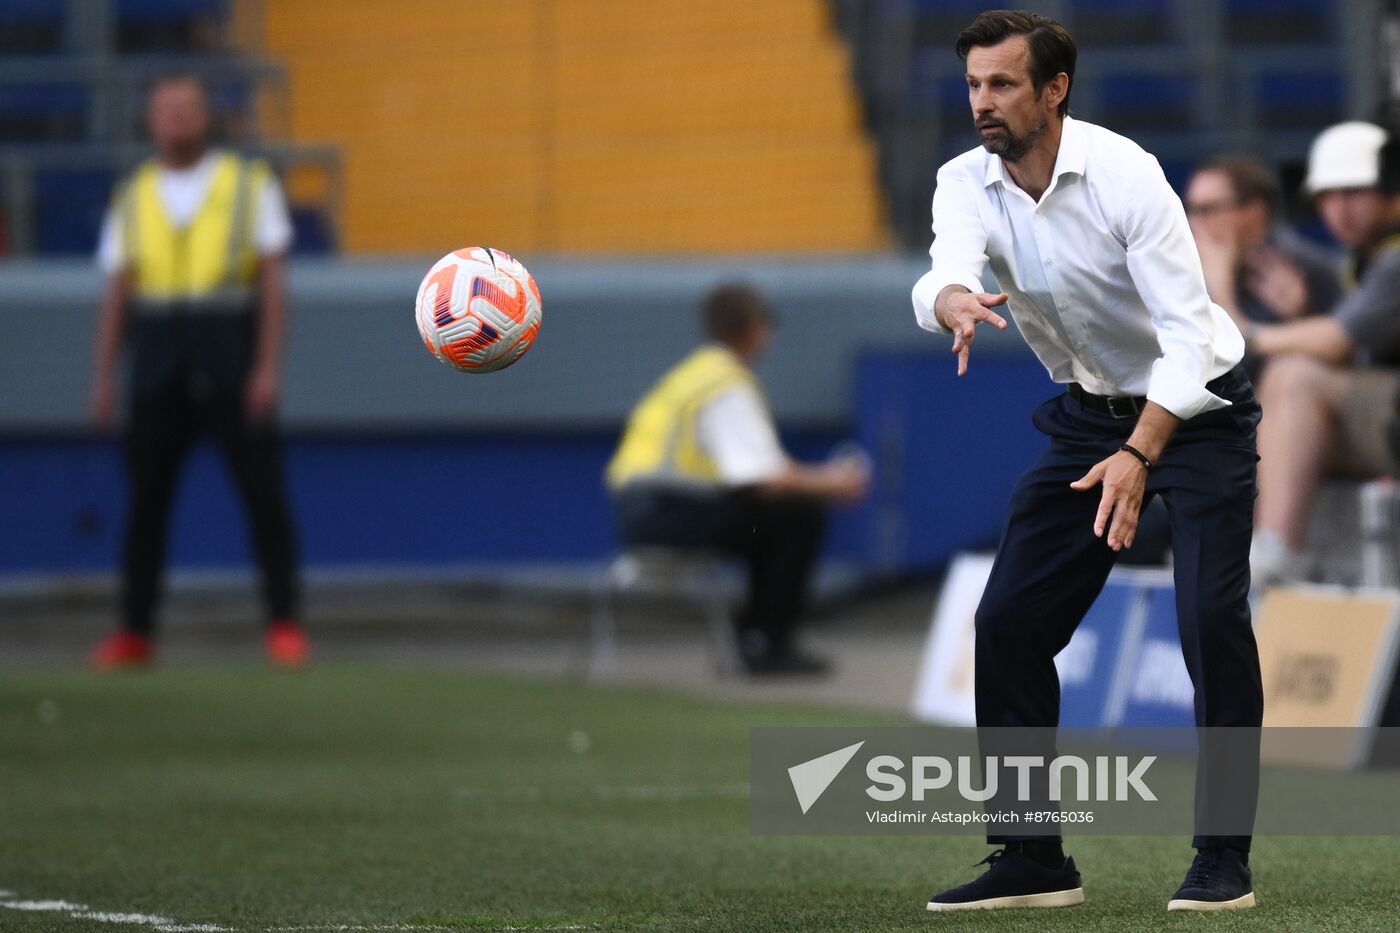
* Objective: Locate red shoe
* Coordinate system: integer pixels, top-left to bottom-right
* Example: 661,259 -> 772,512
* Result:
266,621 -> 310,669
89,631 -> 154,671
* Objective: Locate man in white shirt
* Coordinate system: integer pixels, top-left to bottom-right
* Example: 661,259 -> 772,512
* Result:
914,12 -> 1261,914
606,284 -> 868,675
87,73 -> 307,670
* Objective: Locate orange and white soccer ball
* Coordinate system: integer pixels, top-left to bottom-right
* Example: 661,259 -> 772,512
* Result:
414,247 -> 542,373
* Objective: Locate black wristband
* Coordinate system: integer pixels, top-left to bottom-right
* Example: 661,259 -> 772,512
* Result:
1119,443 -> 1153,472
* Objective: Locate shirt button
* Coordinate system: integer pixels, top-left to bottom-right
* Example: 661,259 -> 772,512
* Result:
1045,257 -> 1054,266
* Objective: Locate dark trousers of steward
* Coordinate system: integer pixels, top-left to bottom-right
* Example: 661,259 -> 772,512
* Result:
976,364 -> 1262,854
122,312 -> 300,634
613,486 -> 825,654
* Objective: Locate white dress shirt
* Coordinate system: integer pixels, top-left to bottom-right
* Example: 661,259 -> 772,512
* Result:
695,383 -> 790,487
97,149 -> 294,274
911,117 -> 1244,420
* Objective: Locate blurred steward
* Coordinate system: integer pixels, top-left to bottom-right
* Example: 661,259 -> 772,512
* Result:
1185,154 -> 1342,379
87,73 -> 307,669
605,284 -> 869,676
1243,122 -> 1400,584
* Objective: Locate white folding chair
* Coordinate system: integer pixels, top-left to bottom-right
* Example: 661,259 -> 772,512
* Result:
585,547 -> 741,680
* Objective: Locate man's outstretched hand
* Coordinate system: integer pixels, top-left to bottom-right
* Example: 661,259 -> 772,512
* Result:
936,288 -> 1009,375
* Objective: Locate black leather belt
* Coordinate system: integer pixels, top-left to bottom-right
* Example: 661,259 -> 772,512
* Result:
1066,383 -> 1146,419
1068,369 -> 1237,420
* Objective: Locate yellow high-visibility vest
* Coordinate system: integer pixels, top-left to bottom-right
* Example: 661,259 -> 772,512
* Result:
606,344 -> 760,490
118,151 -> 268,309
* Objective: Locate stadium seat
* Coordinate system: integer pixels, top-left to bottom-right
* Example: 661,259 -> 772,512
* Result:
116,0 -> 231,52
1071,0 -> 1176,46
32,168 -> 113,255
1226,0 -> 1334,45
289,206 -> 335,255
0,0 -> 66,54
1098,73 -> 1195,132
260,0 -> 888,254
587,548 -> 742,681
1251,70 -> 1346,131
0,83 -> 88,143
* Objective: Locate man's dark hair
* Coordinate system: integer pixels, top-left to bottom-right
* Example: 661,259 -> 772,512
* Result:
1196,154 -> 1280,216
955,10 -> 1076,118
702,283 -> 774,346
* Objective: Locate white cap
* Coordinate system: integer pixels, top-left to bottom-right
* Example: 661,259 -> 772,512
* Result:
1304,121 -> 1388,194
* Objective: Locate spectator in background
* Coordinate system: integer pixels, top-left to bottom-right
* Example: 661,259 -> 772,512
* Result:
87,73 -> 307,669
1243,122 -> 1400,584
1185,154 -> 1342,379
605,284 -> 869,676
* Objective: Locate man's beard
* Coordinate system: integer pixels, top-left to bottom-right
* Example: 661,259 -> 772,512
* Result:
978,116 -> 1046,163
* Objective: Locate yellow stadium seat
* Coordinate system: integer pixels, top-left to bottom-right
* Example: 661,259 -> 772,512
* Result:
260,0 -> 887,254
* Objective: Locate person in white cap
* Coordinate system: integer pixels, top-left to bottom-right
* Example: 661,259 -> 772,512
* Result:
1244,121 -> 1400,584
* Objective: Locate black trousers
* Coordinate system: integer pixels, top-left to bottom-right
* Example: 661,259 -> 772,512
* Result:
614,487 -> 825,652
121,379 -> 300,634
976,365 -> 1263,852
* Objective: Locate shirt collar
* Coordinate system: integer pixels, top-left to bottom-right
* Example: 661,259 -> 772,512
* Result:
983,116 -> 1086,189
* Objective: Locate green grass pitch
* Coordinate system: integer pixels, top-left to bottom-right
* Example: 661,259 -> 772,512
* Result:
1,664 -> 1397,931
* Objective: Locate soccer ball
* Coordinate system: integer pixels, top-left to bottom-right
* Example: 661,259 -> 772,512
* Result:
414,247 -> 542,373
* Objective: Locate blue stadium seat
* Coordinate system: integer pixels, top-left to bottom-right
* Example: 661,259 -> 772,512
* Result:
1252,71 -> 1345,130
1226,0 -> 1333,44
290,206 -> 335,255
1072,0 -> 1176,46
117,0 -> 228,20
0,84 -> 88,143
32,169 -> 113,255
117,0 -> 230,52
1097,74 -> 1194,132
0,0 -> 65,54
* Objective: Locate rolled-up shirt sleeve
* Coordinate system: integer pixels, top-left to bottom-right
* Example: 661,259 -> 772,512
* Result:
913,167 -> 990,335
1122,158 -> 1242,419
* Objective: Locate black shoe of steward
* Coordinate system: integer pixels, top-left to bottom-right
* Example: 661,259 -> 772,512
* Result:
736,630 -> 831,676
1167,848 -> 1255,911
926,847 -> 1084,911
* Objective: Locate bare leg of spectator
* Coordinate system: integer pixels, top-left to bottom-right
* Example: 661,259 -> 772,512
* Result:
1253,355 -> 1344,582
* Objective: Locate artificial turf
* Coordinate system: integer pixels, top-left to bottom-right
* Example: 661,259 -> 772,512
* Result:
0,664 -> 1396,932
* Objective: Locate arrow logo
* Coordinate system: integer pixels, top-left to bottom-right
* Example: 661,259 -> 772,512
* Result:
787,741 -> 865,814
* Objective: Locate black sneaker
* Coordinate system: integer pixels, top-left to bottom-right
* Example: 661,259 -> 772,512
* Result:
1167,848 -> 1255,911
926,848 -> 1085,911
737,630 -> 831,677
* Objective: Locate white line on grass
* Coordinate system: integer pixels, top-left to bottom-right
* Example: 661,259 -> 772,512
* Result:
74,912 -> 230,932
267,926 -> 591,932
454,781 -> 749,802
0,889 -> 592,932
0,893 -> 229,931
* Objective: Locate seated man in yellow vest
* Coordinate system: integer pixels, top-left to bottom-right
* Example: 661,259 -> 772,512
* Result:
87,73 -> 306,669
606,284 -> 869,675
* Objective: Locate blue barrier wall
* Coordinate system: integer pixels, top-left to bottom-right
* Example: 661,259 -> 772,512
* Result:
853,349 -> 1053,572
0,429 -> 872,575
